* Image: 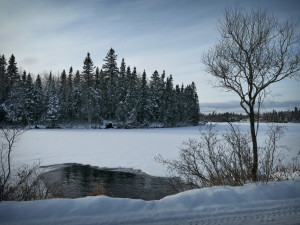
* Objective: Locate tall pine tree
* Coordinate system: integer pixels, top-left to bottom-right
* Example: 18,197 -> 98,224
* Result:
81,53 -> 95,124
102,48 -> 119,119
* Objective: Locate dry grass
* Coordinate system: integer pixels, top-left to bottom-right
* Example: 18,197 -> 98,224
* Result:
90,179 -> 105,196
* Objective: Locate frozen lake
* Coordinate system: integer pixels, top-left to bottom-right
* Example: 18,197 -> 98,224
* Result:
10,123 -> 300,176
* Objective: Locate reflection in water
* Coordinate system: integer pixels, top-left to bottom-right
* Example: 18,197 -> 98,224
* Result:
42,164 -> 178,200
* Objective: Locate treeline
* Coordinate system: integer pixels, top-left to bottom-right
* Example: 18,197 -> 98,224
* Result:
199,112 -> 248,122
0,49 -> 199,128
261,108 -> 300,123
200,108 -> 300,123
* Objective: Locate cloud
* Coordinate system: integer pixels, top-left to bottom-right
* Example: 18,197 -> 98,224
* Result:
21,57 -> 38,66
0,0 -> 299,104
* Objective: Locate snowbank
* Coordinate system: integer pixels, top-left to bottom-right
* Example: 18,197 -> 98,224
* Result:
0,179 -> 299,225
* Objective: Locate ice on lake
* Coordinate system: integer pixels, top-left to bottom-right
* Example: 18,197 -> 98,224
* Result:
10,122 -> 300,177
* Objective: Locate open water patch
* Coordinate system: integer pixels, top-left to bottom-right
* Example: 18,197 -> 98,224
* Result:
41,163 -> 178,200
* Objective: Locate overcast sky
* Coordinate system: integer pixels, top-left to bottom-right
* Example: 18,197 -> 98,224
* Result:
0,0 -> 299,112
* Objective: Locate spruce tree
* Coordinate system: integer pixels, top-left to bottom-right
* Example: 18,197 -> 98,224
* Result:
164,75 -> 176,126
117,58 -> 126,107
6,54 -> 19,89
66,67 -> 74,121
73,70 -> 81,121
126,67 -> 138,127
45,73 -> 60,127
0,55 -> 8,122
137,70 -> 149,125
4,56 -> 23,124
0,55 -> 8,103
149,70 -> 161,123
93,67 -> 102,123
33,74 -> 44,124
81,52 -> 95,124
115,66 -> 131,126
23,74 -> 35,125
102,48 -> 119,119
59,69 -> 68,121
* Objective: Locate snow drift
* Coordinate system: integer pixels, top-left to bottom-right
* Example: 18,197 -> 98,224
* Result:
0,179 -> 299,225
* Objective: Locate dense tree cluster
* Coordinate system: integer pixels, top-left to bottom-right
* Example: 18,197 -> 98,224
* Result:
199,112 -> 248,122
200,108 -> 300,123
261,108 -> 300,123
0,49 -> 199,128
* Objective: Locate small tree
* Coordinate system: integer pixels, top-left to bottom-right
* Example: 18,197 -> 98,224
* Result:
203,7 -> 300,181
0,128 -> 25,200
0,128 -> 53,201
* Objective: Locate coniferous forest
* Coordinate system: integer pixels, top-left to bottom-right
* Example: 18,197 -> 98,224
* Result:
0,49 -> 200,128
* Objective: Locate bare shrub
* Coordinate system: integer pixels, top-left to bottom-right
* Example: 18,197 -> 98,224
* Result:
89,179 -> 105,196
259,125 -> 286,182
156,123 -> 293,190
44,183 -> 67,199
8,163 -> 50,201
0,127 -> 25,201
0,127 -> 51,201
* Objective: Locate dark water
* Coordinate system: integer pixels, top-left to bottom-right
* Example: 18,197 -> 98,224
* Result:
42,164 -> 178,200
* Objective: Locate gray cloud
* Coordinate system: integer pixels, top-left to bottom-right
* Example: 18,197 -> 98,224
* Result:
0,0 -> 299,104
21,57 -> 38,66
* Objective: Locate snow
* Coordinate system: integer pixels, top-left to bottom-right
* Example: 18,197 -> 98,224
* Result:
10,123 -> 300,176
1,123 -> 300,224
0,179 -> 299,225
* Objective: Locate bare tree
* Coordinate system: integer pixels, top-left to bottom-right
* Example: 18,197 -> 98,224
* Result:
0,128 -> 25,200
202,7 -> 300,181
0,128 -> 52,201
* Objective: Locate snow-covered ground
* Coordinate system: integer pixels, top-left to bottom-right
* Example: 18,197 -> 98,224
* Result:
0,179 -> 299,225
10,123 -> 300,176
1,123 -> 300,224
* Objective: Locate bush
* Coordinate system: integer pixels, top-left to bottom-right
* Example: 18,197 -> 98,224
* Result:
0,128 -> 52,201
156,123 -> 296,191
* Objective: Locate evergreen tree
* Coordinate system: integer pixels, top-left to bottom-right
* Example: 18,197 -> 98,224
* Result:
116,58 -> 126,107
93,67 -> 102,123
0,55 -> 8,103
66,67 -> 74,121
59,69 -> 68,121
137,70 -> 149,125
115,58 -> 127,124
102,48 -> 119,119
190,82 -> 199,125
22,74 -> 35,125
44,73 -> 60,127
182,82 -> 199,125
73,70 -> 82,121
33,74 -> 44,124
126,67 -> 138,127
99,68 -> 108,119
174,84 -> 183,123
6,54 -> 19,89
164,75 -> 176,126
0,55 -> 8,122
0,50 -> 200,128
81,53 -> 95,124
4,57 -> 22,124
149,70 -> 161,122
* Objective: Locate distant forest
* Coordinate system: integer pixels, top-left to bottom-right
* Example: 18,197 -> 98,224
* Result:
0,49 -> 200,128
200,107 -> 300,123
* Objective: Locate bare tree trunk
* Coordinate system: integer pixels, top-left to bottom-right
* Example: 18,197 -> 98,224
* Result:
249,107 -> 258,181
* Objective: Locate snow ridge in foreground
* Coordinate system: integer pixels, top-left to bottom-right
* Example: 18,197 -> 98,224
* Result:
0,179 -> 299,225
